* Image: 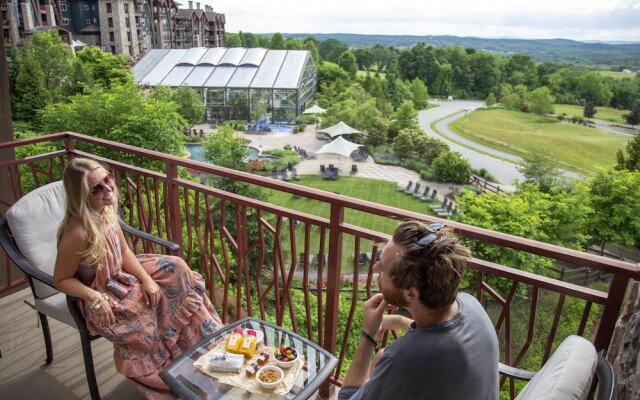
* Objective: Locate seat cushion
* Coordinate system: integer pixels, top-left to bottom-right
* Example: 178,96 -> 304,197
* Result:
35,292 -> 77,328
516,335 -> 597,400
6,181 -> 66,299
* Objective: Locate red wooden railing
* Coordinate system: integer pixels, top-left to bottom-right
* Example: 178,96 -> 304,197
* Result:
1,132 -> 638,398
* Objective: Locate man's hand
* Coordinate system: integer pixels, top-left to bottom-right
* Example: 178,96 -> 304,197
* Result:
363,293 -> 387,337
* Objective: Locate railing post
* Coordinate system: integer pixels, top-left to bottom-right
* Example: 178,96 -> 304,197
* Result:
594,274 -> 629,351
166,161 -> 183,257
320,203 -> 344,398
64,135 -> 76,155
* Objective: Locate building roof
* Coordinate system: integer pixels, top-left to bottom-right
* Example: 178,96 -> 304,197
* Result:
132,47 -> 314,89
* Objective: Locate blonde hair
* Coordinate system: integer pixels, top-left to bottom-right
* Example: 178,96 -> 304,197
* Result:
57,158 -> 119,269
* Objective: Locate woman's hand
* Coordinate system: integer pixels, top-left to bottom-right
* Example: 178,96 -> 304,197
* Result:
90,293 -> 115,328
379,314 -> 413,335
141,278 -> 161,308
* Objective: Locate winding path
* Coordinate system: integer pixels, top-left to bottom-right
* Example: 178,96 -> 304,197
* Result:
418,100 -> 582,186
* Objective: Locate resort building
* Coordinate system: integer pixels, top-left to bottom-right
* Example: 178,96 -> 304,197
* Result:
1,0 -> 225,59
132,47 -> 318,123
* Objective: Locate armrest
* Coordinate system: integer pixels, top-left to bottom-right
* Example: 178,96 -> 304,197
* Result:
119,218 -> 181,254
0,218 -> 56,288
499,362 -> 537,381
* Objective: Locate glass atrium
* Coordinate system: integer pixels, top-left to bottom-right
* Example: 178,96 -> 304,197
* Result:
132,47 -> 317,123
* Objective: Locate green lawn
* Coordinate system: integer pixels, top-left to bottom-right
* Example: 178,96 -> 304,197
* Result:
597,70 -> 638,79
264,176 -> 437,271
553,103 -> 629,124
449,109 -> 630,175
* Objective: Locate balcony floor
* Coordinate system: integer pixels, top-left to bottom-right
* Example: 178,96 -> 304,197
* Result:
0,289 -> 336,399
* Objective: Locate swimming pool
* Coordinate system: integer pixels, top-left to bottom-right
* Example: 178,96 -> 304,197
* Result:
184,144 -> 276,163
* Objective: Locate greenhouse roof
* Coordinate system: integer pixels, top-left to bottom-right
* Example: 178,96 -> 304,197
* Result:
132,47 -> 313,89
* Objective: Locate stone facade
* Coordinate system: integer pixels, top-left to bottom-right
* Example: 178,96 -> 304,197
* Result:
607,280 -> 640,400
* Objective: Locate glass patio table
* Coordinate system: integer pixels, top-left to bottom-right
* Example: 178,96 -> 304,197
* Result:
160,317 -> 338,400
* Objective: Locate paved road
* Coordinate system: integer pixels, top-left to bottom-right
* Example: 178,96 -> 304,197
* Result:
418,100 -> 524,186
419,100 -> 583,185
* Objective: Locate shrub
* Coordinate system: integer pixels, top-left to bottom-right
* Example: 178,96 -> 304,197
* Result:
403,158 -> 430,173
224,120 -> 247,131
184,135 -> 203,143
432,151 -> 472,184
472,167 -> 498,183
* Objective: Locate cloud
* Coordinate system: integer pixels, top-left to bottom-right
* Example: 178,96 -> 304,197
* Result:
200,0 -> 640,41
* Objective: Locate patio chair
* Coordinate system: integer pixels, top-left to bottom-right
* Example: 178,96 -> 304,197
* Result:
420,186 -> 430,200
351,164 -> 358,174
0,181 -> 180,400
401,181 -> 413,193
430,189 -> 438,200
320,164 -> 326,173
412,183 -> 421,196
499,335 -> 615,400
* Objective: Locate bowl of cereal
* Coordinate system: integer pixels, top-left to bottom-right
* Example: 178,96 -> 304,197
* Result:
256,365 -> 284,390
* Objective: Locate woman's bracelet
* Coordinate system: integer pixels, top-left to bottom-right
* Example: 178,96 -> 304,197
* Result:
361,329 -> 379,351
91,293 -> 107,310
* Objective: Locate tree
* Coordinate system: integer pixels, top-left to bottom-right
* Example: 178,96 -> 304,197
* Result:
527,86 -> 555,115
303,39 -> 321,64
316,62 -> 349,88
502,84 -> 528,112
504,54 -> 538,88
616,133 -> 640,171
40,83 -> 185,170
518,151 -> 561,192
625,106 -> 640,126
31,30 -> 72,101
588,169 -> 640,251
388,100 -> 418,138
353,48 -> 373,71
485,93 -> 496,107
13,53 -> 50,123
409,78 -> 429,109
393,129 -> 415,156
414,136 -> 449,164
171,87 -> 205,125
579,72 -> 613,106
469,52 -> 502,97
269,32 -> 285,49
337,50 -> 358,79
583,102 -> 597,119
318,39 -> 348,63
225,33 -> 242,47
70,47 -> 133,92
432,151 -> 471,184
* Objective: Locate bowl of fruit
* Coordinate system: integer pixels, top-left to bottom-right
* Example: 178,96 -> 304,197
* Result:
274,345 -> 299,368
256,365 -> 284,390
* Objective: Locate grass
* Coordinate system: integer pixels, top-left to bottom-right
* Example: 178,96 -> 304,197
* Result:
553,103 -> 629,124
264,176 -> 438,271
449,109 -> 630,175
597,70 -> 638,79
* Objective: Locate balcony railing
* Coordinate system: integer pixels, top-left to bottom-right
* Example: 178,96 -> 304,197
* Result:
0,132 -> 638,398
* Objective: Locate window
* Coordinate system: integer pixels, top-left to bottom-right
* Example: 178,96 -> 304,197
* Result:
106,3 -> 111,13
62,18 -> 69,25
84,4 -> 89,10
85,18 -> 90,24
108,17 -> 113,27
91,5 -> 95,10
129,45 -> 133,55
125,17 -> 130,27
127,32 -> 131,41
111,45 -> 116,54
109,32 -> 114,41
124,3 -> 128,13
61,4 -> 67,11
93,17 -> 97,24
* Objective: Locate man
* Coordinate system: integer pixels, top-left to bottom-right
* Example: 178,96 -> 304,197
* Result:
339,221 -> 499,400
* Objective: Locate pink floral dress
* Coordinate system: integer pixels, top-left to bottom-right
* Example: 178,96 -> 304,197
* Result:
76,224 -> 223,399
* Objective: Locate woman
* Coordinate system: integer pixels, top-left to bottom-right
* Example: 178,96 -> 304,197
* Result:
53,158 -> 223,399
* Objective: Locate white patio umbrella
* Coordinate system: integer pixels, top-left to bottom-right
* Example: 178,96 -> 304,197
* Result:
316,136 -> 361,168
303,104 -> 327,114
318,121 -> 363,139
303,104 -> 327,126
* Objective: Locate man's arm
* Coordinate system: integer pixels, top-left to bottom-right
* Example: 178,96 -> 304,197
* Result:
342,293 -> 387,388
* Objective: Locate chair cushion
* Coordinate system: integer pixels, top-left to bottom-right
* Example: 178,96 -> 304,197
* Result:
6,181 -> 66,299
35,292 -> 77,328
515,335 -> 597,400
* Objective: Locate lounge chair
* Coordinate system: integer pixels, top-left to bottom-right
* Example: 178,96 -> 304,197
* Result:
430,189 -> 438,200
412,183 -> 422,196
420,186 -> 430,200
401,181 -> 413,193
0,182 -> 180,400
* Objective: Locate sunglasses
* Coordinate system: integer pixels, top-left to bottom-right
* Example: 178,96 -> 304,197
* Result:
416,223 -> 445,247
89,173 -> 114,196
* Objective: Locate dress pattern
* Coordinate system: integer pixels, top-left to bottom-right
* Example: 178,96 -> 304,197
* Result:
77,224 -> 223,399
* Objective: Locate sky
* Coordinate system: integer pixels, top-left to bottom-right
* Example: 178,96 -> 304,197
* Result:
189,0 -> 640,42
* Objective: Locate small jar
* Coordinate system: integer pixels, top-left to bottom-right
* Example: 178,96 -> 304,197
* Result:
256,351 -> 270,366
245,362 -> 259,377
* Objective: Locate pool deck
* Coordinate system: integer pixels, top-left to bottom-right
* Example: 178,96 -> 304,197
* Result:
191,123 -> 461,201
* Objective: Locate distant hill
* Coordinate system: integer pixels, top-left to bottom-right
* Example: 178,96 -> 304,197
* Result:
282,33 -> 640,69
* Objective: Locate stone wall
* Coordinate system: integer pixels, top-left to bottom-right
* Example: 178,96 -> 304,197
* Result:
607,280 -> 640,400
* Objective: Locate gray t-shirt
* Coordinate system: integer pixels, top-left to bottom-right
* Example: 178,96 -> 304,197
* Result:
341,292 -> 499,400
